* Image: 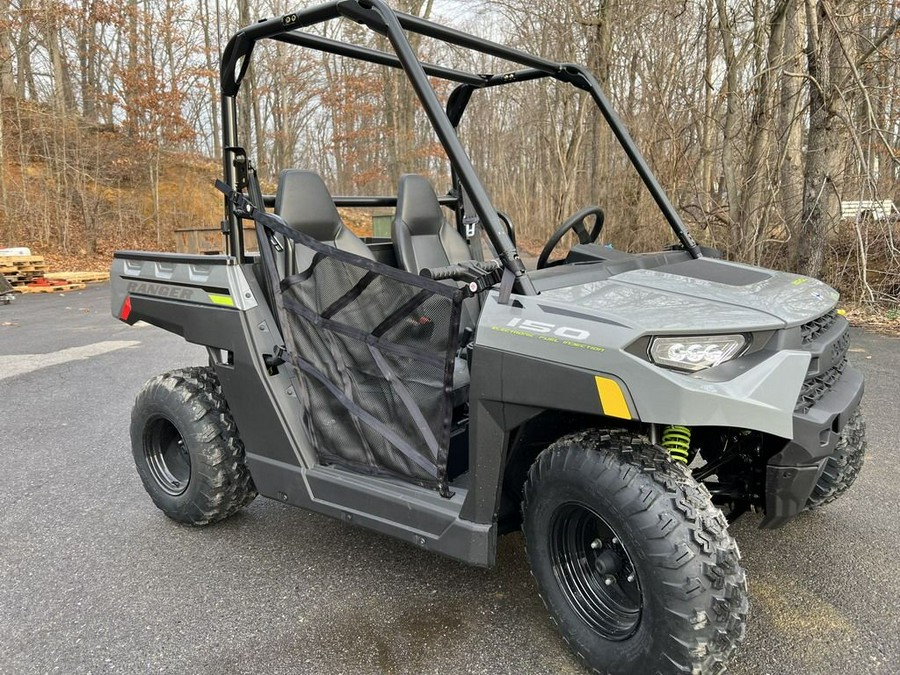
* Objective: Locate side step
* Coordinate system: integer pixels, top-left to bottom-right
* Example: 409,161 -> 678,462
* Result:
246,455 -> 496,567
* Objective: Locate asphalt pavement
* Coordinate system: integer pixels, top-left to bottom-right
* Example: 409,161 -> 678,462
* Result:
1,284 -> 899,675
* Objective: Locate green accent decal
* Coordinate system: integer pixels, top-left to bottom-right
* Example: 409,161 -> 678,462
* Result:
207,293 -> 235,307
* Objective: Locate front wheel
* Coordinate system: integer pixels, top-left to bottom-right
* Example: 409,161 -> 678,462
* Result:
522,430 -> 748,675
806,408 -> 867,509
130,367 -> 256,525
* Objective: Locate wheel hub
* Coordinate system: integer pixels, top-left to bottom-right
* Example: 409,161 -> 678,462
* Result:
593,547 -> 622,576
549,503 -> 642,641
144,417 -> 191,496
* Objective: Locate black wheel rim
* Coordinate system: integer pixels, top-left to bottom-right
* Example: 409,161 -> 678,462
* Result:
549,502 -> 642,640
144,417 -> 191,496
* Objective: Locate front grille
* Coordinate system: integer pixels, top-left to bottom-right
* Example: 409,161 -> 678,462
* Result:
800,309 -> 837,344
796,357 -> 847,414
831,330 -> 850,363
795,309 -> 850,414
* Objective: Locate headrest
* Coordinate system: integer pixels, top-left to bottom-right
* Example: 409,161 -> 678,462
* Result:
275,170 -> 343,242
396,174 -> 445,236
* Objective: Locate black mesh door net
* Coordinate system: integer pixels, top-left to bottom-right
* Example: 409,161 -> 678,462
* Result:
219,182 -> 464,492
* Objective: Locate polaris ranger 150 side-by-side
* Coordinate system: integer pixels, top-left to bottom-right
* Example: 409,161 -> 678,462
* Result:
110,2 -> 865,673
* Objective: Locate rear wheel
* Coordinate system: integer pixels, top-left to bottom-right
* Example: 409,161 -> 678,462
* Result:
807,409 -> 867,509
522,430 -> 748,675
130,367 -> 256,525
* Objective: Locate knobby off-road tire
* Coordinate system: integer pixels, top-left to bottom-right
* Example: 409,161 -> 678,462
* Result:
522,430 -> 748,675
130,367 -> 256,525
806,408 -> 867,509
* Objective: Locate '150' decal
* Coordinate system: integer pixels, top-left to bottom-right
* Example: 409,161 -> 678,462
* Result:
505,318 -> 590,341
492,319 -> 605,352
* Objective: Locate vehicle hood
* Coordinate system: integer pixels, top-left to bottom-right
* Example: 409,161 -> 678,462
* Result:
538,258 -> 839,333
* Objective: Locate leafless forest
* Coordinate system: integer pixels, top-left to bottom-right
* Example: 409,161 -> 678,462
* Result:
0,0 -> 898,306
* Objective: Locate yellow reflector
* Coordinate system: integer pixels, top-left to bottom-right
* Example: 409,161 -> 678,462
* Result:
208,293 -> 235,307
836,308 -> 847,316
595,376 -> 631,420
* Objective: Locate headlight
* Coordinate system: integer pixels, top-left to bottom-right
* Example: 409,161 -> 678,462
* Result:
649,335 -> 747,372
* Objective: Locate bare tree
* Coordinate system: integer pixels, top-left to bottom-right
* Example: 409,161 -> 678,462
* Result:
796,0 -> 853,277
0,0 -> 896,303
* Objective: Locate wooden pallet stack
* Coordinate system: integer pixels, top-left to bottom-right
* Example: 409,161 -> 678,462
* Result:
0,256 -> 94,293
44,271 -> 110,284
0,256 -> 50,288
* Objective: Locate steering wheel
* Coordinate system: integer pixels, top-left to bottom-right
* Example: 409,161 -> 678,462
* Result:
537,206 -> 605,269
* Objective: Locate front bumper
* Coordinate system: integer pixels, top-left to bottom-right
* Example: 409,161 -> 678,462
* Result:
759,362 -> 864,529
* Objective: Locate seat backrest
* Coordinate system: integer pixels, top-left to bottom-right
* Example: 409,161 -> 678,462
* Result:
392,174 -> 471,275
392,174 -> 479,336
275,170 -> 374,274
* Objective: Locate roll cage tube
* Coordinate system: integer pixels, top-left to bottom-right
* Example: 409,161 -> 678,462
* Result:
218,0 -> 701,279
341,0 -> 530,291
445,69 -> 700,258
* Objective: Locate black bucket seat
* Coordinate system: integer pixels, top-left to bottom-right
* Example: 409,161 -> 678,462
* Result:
392,174 -> 479,405
391,174 -> 478,334
275,170 -> 374,275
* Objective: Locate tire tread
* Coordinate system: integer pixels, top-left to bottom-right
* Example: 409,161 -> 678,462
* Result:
131,366 -> 257,525
807,409 -> 866,509
522,429 -> 748,675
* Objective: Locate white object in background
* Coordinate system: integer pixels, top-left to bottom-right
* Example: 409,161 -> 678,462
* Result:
0,247 -> 31,256
841,200 -> 898,221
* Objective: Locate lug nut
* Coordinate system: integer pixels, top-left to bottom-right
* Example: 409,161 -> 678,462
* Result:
627,574 -> 635,583
604,576 -> 614,586
590,539 -> 603,550
611,537 -> 618,545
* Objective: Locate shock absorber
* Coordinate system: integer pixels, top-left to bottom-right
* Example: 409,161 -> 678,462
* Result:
661,425 -> 691,464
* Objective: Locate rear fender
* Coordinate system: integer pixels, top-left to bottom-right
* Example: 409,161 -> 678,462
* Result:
110,251 -> 257,339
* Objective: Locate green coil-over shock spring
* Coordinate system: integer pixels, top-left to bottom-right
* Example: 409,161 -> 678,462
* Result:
661,425 -> 691,464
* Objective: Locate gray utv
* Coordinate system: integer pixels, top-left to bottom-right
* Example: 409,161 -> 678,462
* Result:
110,2 -> 865,673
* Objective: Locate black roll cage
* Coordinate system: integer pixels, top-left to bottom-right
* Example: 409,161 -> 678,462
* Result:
219,0 -> 701,295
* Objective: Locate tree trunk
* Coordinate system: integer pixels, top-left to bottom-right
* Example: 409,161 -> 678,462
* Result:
796,0 -> 846,277
0,0 -> 11,211
126,0 -> 140,137
382,0 -> 434,180
581,0 -> 615,208
16,0 -> 36,99
700,0 -> 716,221
201,0 -> 221,159
237,0 -> 253,157
0,0 -> 15,97
250,65 -> 265,177
778,0 -> 806,243
44,7 -> 75,114
78,0 -> 99,122
714,0 -> 743,251
741,0 -> 789,263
